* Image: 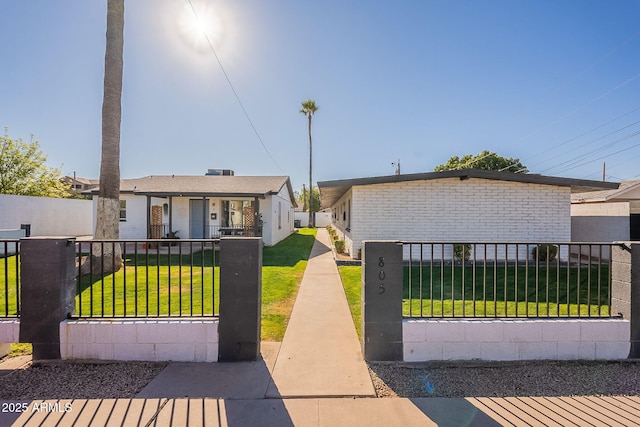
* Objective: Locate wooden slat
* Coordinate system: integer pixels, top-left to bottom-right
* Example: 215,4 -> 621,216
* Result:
532,397 -> 597,427
572,396 -> 640,427
467,397 -> 525,426
583,396 -> 640,426
507,397 -> 566,427
556,396 -> 622,427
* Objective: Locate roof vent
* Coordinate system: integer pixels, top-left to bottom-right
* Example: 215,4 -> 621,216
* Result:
205,169 -> 234,176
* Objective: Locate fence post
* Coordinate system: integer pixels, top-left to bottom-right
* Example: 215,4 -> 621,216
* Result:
218,237 -> 262,362
19,237 -> 76,360
362,241 -> 403,361
611,242 -> 640,358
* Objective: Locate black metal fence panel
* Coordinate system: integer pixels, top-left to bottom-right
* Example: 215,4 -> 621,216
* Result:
0,240 -> 20,318
75,239 -> 220,318
402,242 -> 614,319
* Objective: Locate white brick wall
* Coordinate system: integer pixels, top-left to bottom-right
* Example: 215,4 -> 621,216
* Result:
403,318 -> 630,362
332,178 -> 571,257
60,319 -> 219,362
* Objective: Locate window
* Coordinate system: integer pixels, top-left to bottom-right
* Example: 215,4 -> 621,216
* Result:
119,200 -> 127,221
221,200 -> 255,227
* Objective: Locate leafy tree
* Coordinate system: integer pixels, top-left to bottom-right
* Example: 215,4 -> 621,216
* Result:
295,185 -> 321,212
0,130 -> 71,197
300,99 -> 318,227
434,150 -> 527,173
86,0 -> 125,275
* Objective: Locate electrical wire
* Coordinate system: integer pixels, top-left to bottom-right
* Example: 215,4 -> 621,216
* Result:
186,0 -> 286,175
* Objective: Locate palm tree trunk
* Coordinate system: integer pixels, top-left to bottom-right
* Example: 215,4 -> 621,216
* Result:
86,0 -> 124,274
308,114 -> 313,228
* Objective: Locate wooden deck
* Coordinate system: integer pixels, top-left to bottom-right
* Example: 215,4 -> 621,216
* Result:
7,396 -> 640,426
468,395 -> 640,426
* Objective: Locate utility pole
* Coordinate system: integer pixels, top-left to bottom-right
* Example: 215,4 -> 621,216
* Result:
602,162 -> 606,182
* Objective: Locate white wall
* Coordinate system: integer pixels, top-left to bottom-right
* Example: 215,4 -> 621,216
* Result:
404,318 -> 630,361
0,194 -> 93,237
294,211 -> 331,227
262,185 -> 295,246
0,320 -> 20,358
60,319 -> 218,362
332,178 -> 571,258
571,202 -> 630,242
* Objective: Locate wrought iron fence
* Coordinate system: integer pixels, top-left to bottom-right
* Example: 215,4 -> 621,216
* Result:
75,239 -> 220,318
0,240 -> 20,317
402,242 -> 614,319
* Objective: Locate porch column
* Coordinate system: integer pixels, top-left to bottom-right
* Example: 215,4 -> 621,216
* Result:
146,196 -> 151,238
202,197 -> 207,238
254,197 -> 260,236
168,196 -> 173,235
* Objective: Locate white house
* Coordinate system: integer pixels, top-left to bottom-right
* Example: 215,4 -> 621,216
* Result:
571,179 -> 640,243
318,169 -> 617,259
89,175 -> 297,246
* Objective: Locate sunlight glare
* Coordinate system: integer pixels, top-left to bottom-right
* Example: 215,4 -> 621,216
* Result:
177,2 -> 225,53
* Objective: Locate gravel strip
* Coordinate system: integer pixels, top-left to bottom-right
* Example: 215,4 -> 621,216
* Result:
0,361 -> 167,400
1,358 -> 639,400
369,360 -> 640,398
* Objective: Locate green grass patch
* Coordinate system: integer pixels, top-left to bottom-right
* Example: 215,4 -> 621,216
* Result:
8,343 -> 31,357
76,250 -> 220,317
335,263 -> 611,320
338,266 -> 362,340
0,255 -> 20,317
404,264 -> 611,317
261,228 -> 316,341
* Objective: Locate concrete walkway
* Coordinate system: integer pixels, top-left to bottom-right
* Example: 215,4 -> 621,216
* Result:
266,228 -> 375,398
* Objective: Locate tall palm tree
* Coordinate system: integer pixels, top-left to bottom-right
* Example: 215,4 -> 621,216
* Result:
89,0 -> 124,274
300,99 -> 318,227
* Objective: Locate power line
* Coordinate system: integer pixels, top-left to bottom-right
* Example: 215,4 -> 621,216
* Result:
186,0 -> 286,175
525,104 -> 640,167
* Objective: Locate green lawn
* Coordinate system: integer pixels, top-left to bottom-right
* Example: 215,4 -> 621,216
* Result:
262,228 -> 316,340
337,263 -> 611,320
0,255 -> 19,317
0,228 -> 317,342
338,266 -> 362,340
405,264 -> 611,317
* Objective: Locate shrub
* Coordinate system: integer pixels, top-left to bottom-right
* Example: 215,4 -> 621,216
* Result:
335,240 -> 346,254
531,244 -> 558,262
453,244 -> 471,263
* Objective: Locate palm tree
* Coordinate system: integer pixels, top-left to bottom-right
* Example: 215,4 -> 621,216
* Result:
300,99 -> 318,227
87,0 -> 125,274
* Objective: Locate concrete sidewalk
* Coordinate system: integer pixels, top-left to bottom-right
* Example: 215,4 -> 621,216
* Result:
265,228 -> 375,398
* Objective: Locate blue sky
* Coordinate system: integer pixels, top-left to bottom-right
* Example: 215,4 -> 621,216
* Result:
2,0 -> 640,191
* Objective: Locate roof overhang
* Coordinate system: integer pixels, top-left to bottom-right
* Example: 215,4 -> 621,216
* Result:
318,169 -> 619,209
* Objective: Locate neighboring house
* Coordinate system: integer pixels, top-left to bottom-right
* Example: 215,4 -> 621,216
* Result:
63,176 -> 99,193
318,169 -> 617,259
571,179 -> 640,243
88,174 -> 297,246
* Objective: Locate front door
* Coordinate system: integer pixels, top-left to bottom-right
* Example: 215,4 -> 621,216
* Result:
189,199 -> 210,238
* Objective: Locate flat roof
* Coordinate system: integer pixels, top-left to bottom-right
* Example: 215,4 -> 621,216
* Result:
318,169 -> 619,208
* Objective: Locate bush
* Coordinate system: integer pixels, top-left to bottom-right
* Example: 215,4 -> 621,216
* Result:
453,244 -> 471,263
334,240 -> 346,254
531,244 -> 558,262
